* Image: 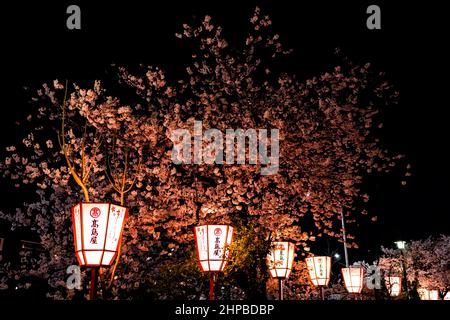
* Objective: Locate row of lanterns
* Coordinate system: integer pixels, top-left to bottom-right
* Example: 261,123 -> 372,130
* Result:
69,203 -> 431,300
192,226 -> 402,300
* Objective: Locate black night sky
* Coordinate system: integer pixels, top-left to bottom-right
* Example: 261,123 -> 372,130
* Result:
0,0 -> 449,262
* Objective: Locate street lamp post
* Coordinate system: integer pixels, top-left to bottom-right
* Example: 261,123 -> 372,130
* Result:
341,212 -> 349,268
71,202 -> 128,300
194,224 -> 234,300
267,241 -> 296,300
395,240 -> 409,299
342,266 -> 365,300
306,256 -> 331,300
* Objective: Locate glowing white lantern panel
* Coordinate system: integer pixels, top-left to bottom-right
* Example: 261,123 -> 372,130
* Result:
342,266 -> 364,294
385,276 -> 402,297
194,225 -> 234,272
267,242 -> 296,279
72,202 -> 127,267
429,290 -> 440,300
306,256 -> 332,286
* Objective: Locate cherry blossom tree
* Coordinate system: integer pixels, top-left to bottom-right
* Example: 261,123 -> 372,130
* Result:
115,8 -> 402,298
266,260 -> 313,300
1,7 -> 403,299
379,235 -> 450,299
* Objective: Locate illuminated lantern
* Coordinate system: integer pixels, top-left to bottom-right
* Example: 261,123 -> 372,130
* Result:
194,224 -> 234,272
267,241 -> 295,300
72,202 -> 128,266
342,266 -> 365,294
418,288 -> 440,300
267,242 -> 296,279
306,256 -> 332,300
194,224 -> 234,300
444,292 -> 450,300
429,290 -> 440,300
385,276 -> 402,297
306,256 -> 332,286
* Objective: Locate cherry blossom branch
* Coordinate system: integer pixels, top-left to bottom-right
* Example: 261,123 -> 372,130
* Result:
58,80 -> 90,202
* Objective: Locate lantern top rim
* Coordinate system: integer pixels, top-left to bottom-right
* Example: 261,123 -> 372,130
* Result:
195,224 -> 234,228
74,201 -> 126,206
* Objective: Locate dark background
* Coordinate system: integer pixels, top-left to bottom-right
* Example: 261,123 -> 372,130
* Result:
0,0 -> 448,262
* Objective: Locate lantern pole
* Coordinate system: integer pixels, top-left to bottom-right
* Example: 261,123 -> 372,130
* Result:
278,279 -> 284,300
341,212 -> 349,267
395,241 -> 409,299
320,286 -> 325,300
209,272 -> 216,300
89,267 -> 98,300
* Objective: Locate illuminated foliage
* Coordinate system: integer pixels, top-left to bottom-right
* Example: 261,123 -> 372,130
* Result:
0,8 -> 401,299
380,235 -> 450,299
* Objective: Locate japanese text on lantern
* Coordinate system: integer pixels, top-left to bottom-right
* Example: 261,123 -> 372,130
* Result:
318,258 -> 324,277
278,243 -> 285,262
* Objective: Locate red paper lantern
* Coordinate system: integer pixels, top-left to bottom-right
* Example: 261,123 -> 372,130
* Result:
194,225 -> 234,272
306,256 -> 332,286
267,242 -> 296,279
342,266 -> 365,294
72,202 -> 127,267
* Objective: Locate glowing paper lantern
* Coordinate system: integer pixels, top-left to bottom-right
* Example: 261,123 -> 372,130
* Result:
342,266 -> 365,294
72,202 -> 128,266
418,288 -> 440,300
194,225 -> 234,272
395,241 -> 406,250
385,276 -> 402,297
306,256 -> 332,286
267,242 -> 296,279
